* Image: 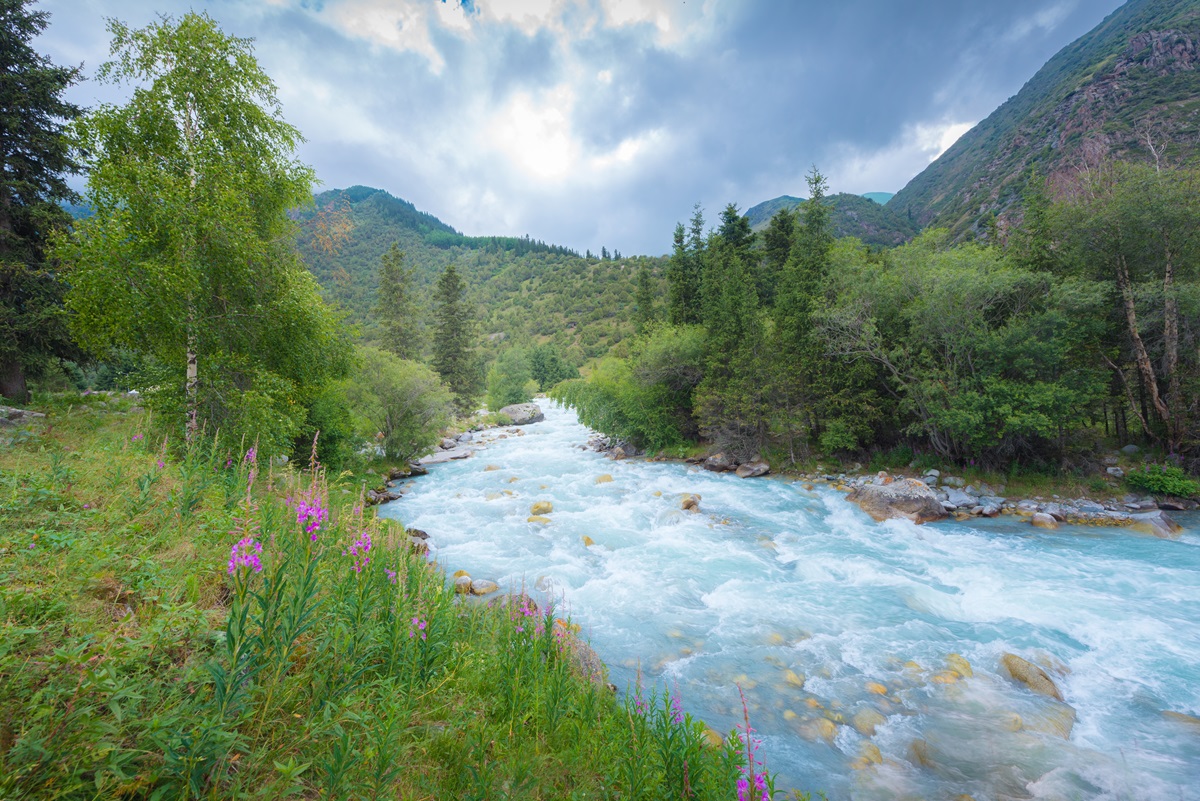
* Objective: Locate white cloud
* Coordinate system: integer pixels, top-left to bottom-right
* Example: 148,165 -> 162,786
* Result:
830,118 -> 976,193
1004,1 -> 1076,43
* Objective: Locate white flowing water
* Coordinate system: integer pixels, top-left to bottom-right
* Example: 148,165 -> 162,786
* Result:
379,401 -> 1200,800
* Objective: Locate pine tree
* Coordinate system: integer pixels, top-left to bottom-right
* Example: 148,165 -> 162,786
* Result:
431,263 -> 476,413
374,242 -> 419,359
0,0 -> 81,402
760,208 -> 795,306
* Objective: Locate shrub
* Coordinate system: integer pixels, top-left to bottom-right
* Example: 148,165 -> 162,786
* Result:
344,345 -> 454,462
1125,464 -> 1200,497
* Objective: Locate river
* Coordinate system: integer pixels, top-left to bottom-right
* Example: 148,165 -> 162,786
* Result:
378,400 -> 1200,801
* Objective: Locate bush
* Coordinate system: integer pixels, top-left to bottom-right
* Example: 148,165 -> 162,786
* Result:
1126,464 -> 1200,498
344,345 -> 453,462
485,347 -> 535,412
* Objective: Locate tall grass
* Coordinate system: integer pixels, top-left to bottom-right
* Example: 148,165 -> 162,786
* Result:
0,396 -> 787,799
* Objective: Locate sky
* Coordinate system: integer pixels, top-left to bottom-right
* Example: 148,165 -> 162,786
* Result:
39,0 -> 1125,255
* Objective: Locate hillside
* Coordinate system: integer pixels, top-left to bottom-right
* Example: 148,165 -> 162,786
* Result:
744,192 -> 920,248
861,192 -> 894,205
294,187 -> 663,364
890,0 -> 1200,236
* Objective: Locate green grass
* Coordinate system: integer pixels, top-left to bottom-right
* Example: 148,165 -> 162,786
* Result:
0,396 -> 783,799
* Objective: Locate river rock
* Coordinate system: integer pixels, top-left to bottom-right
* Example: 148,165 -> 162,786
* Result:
736,461 -> 770,478
498,403 -> 544,425
1031,512 -> 1059,530
407,536 -> 428,554
1128,510 -> 1182,539
1162,710 -> 1200,727
703,452 -> 738,472
440,437 -> 457,450
530,500 -> 553,515
1121,444 -> 1141,455
527,515 -> 552,524
457,431 -> 474,443
1000,653 -> 1064,702
942,475 -> 966,488
846,478 -> 947,524
610,442 -> 641,460
852,709 -> 886,736
681,493 -> 701,512
470,579 -> 500,596
453,575 -> 473,594
595,474 -> 614,484
944,488 -> 976,508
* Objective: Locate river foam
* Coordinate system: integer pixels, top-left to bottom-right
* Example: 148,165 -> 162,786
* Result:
380,401 -> 1200,800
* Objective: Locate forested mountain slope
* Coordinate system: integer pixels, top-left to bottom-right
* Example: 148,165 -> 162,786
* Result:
293,187 -> 663,362
745,192 -> 920,248
890,0 -> 1200,236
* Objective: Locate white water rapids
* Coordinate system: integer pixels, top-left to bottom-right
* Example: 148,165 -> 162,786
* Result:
378,401 -> 1200,800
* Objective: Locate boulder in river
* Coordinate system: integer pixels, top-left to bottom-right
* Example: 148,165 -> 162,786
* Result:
498,403 -> 544,425
736,461 -> 770,478
681,493 -> 701,512
470,579 -> 500,596
530,500 -> 553,515
846,478 -> 947,524
453,575 -> 473,594
703,452 -> 737,472
595,474 -> 614,484
1128,510 -> 1182,539
1031,512 -> 1059,530
1000,653 -> 1064,702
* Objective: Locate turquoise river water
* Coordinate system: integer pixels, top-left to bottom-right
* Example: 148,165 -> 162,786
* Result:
379,401 -> 1200,800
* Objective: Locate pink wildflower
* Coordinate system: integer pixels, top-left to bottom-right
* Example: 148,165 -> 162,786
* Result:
227,537 -> 264,575
344,532 -> 372,573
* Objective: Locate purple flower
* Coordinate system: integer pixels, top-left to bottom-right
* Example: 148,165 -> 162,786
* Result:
344,532 -> 372,573
670,692 -> 684,725
131,433 -> 143,442
244,447 -> 256,464
296,500 -> 328,540
736,778 -> 750,801
408,615 -> 427,640
156,460 -> 165,470
227,536 -> 264,575
385,569 -> 397,584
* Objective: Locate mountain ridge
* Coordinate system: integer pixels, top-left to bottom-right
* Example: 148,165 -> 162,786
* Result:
890,0 -> 1200,236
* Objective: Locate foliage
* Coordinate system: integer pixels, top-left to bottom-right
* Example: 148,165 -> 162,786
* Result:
57,12 -> 349,457
744,192 -> 920,248
485,347 -> 536,412
553,325 -> 704,451
374,242 -> 420,360
0,401 -> 768,800
0,0 -> 81,402
528,343 -> 579,392
344,345 -> 452,462
1125,464 -> 1200,498
431,263 -> 477,413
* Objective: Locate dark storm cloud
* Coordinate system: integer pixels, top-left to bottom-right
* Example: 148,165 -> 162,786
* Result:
36,0 -> 1124,255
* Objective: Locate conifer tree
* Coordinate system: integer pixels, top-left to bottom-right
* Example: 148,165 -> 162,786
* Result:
760,208 -> 795,306
374,242 -> 419,360
0,0 -> 81,402
431,263 -> 475,413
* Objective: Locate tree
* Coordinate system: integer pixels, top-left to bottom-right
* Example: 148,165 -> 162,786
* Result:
634,264 -> 656,334
431,262 -> 476,413
57,13 -> 347,453
758,207 -> 795,306
485,347 -> 536,412
374,242 -> 419,359
345,345 -> 452,462
0,0 -> 81,402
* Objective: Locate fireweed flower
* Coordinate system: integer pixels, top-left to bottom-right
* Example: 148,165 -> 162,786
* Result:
670,691 -> 684,725
156,460 -> 165,470
408,615 -> 427,640
131,433 -> 143,442
227,537 -> 264,575
385,569 -> 397,584
296,500 -> 328,540
244,447 -> 256,464
344,532 -> 372,573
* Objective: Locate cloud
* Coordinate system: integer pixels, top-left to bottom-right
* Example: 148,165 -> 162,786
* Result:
35,0 -> 1128,255
830,119 -> 977,194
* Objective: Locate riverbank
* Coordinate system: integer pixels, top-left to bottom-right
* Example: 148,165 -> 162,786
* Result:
0,395 -> 763,800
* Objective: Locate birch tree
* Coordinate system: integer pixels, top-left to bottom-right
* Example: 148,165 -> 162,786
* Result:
59,13 -> 344,451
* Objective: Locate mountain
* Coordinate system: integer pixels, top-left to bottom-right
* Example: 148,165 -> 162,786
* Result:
861,192 -> 894,206
744,192 -> 920,248
294,187 -> 661,364
891,0 -> 1200,236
